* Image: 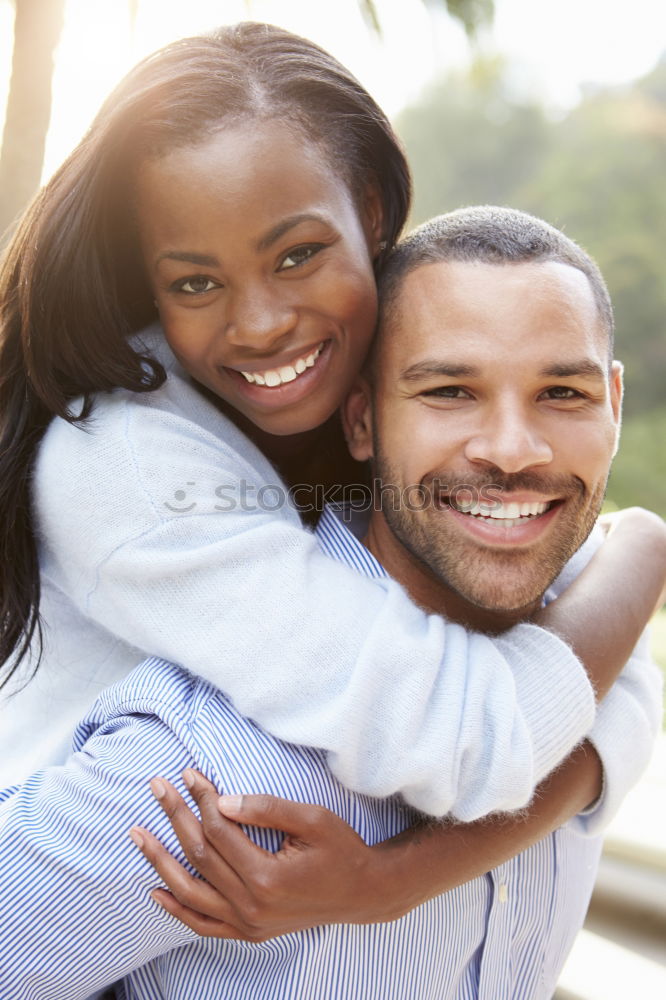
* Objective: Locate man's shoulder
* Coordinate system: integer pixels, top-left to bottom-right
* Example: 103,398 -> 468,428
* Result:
71,657 -> 216,751
69,656 -> 332,816
67,656 -> 423,853
69,656 -> 313,788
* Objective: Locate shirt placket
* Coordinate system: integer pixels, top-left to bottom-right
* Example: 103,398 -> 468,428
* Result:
477,863 -> 514,1000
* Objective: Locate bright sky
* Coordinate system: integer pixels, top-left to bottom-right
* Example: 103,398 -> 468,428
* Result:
0,0 -> 664,183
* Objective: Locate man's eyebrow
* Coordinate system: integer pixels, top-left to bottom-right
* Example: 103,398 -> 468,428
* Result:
400,361 -> 480,382
540,360 -> 606,379
156,250 -> 220,267
256,213 -> 328,252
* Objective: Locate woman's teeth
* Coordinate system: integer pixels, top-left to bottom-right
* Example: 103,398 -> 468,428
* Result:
239,343 -> 324,387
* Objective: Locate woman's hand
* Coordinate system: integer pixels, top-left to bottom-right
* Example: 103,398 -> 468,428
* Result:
129,769 -> 408,941
132,740 -> 605,942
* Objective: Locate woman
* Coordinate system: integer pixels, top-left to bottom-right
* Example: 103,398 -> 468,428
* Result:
0,22 -> 661,935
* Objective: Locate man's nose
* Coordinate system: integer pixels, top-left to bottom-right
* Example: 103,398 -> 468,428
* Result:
464,400 -> 553,473
223,285 -> 298,351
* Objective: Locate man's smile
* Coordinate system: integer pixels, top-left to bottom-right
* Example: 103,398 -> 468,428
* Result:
441,499 -> 563,547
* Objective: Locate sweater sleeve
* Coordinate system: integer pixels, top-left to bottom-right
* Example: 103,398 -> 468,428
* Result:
33,388 -> 595,820
569,631 -> 663,836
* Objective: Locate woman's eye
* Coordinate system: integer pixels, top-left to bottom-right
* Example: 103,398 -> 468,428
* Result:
174,276 -> 218,295
278,244 -> 324,271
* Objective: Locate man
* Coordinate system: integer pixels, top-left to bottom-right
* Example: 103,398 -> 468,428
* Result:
0,207 -> 662,999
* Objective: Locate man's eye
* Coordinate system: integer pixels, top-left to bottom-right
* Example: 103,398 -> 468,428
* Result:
173,276 -> 218,295
543,386 -> 584,400
422,386 -> 470,399
278,244 -> 324,271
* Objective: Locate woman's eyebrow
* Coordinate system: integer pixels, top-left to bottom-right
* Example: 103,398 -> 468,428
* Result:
154,214 -> 328,267
156,250 -> 220,267
256,213 -> 327,252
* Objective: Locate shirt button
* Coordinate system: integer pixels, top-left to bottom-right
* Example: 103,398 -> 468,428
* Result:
498,884 -> 508,903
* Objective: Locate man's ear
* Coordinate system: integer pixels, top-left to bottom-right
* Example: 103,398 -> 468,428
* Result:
342,376 -> 374,462
609,360 -> 624,457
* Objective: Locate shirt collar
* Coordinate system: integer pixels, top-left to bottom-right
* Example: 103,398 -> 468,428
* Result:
315,505 -> 388,580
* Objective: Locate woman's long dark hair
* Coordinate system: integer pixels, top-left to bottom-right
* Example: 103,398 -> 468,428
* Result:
0,22 -> 411,688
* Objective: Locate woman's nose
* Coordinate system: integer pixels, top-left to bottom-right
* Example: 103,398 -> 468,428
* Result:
223,285 -> 298,352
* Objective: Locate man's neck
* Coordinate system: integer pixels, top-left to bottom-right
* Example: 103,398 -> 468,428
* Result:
363,513 -> 540,634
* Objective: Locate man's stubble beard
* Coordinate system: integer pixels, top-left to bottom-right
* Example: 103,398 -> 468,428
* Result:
372,450 -> 608,614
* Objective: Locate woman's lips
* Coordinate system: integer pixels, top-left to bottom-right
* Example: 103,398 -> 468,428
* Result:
221,339 -> 332,408
237,343 -> 325,387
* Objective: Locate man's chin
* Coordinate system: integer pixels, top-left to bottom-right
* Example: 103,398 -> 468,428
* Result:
464,593 -> 541,617
450,571 -> 551,617
448,524 -> 596,616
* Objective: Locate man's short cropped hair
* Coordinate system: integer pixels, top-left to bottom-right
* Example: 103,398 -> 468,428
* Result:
377,205 -> 614,355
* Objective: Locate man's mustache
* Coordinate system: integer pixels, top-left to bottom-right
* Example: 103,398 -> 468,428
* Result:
424,469 -> 586,502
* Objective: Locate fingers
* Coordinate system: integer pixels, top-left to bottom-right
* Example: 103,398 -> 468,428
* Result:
181,769 -> 223,817
217,791 -> 337,841
129,825 -> 237,922
171,770 -> 337,845
151,889 -> 236,938
151,890 -> 270,942
129,822 -> 281,939
150,775 -> 253,890
132,775 -> 378,939
182,771 -> 271,858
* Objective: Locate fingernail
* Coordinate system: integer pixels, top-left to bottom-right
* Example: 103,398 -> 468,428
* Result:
150,890 -> 165,908
150,778 -> 166,800
129,828 -> 144,849
182,769 -> 195,789
218,794 -> 243,816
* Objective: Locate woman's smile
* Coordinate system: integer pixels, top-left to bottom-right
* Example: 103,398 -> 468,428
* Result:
220,339 -> 335,412
235,340 -> 326,386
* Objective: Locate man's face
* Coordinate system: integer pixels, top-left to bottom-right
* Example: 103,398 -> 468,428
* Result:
347,259 -> 622,614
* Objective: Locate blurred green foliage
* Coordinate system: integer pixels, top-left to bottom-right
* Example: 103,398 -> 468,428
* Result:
396,55 -> 666,516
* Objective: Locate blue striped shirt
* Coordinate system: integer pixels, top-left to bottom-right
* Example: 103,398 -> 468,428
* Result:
0,506 -> 603,1000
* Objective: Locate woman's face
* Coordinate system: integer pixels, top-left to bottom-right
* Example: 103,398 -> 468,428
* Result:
135,121 -> 383,437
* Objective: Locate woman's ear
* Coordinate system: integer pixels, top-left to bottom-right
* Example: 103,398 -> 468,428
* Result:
342,376 -> 374,462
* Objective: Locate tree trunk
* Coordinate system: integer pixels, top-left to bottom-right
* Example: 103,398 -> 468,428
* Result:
0,0 -> 65,245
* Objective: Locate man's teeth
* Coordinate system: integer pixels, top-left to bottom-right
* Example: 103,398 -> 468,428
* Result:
240,343 -> 324,386
460,500 -> 550,520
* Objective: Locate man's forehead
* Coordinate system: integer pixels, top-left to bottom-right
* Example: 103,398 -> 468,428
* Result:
376,257 -> 608,369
